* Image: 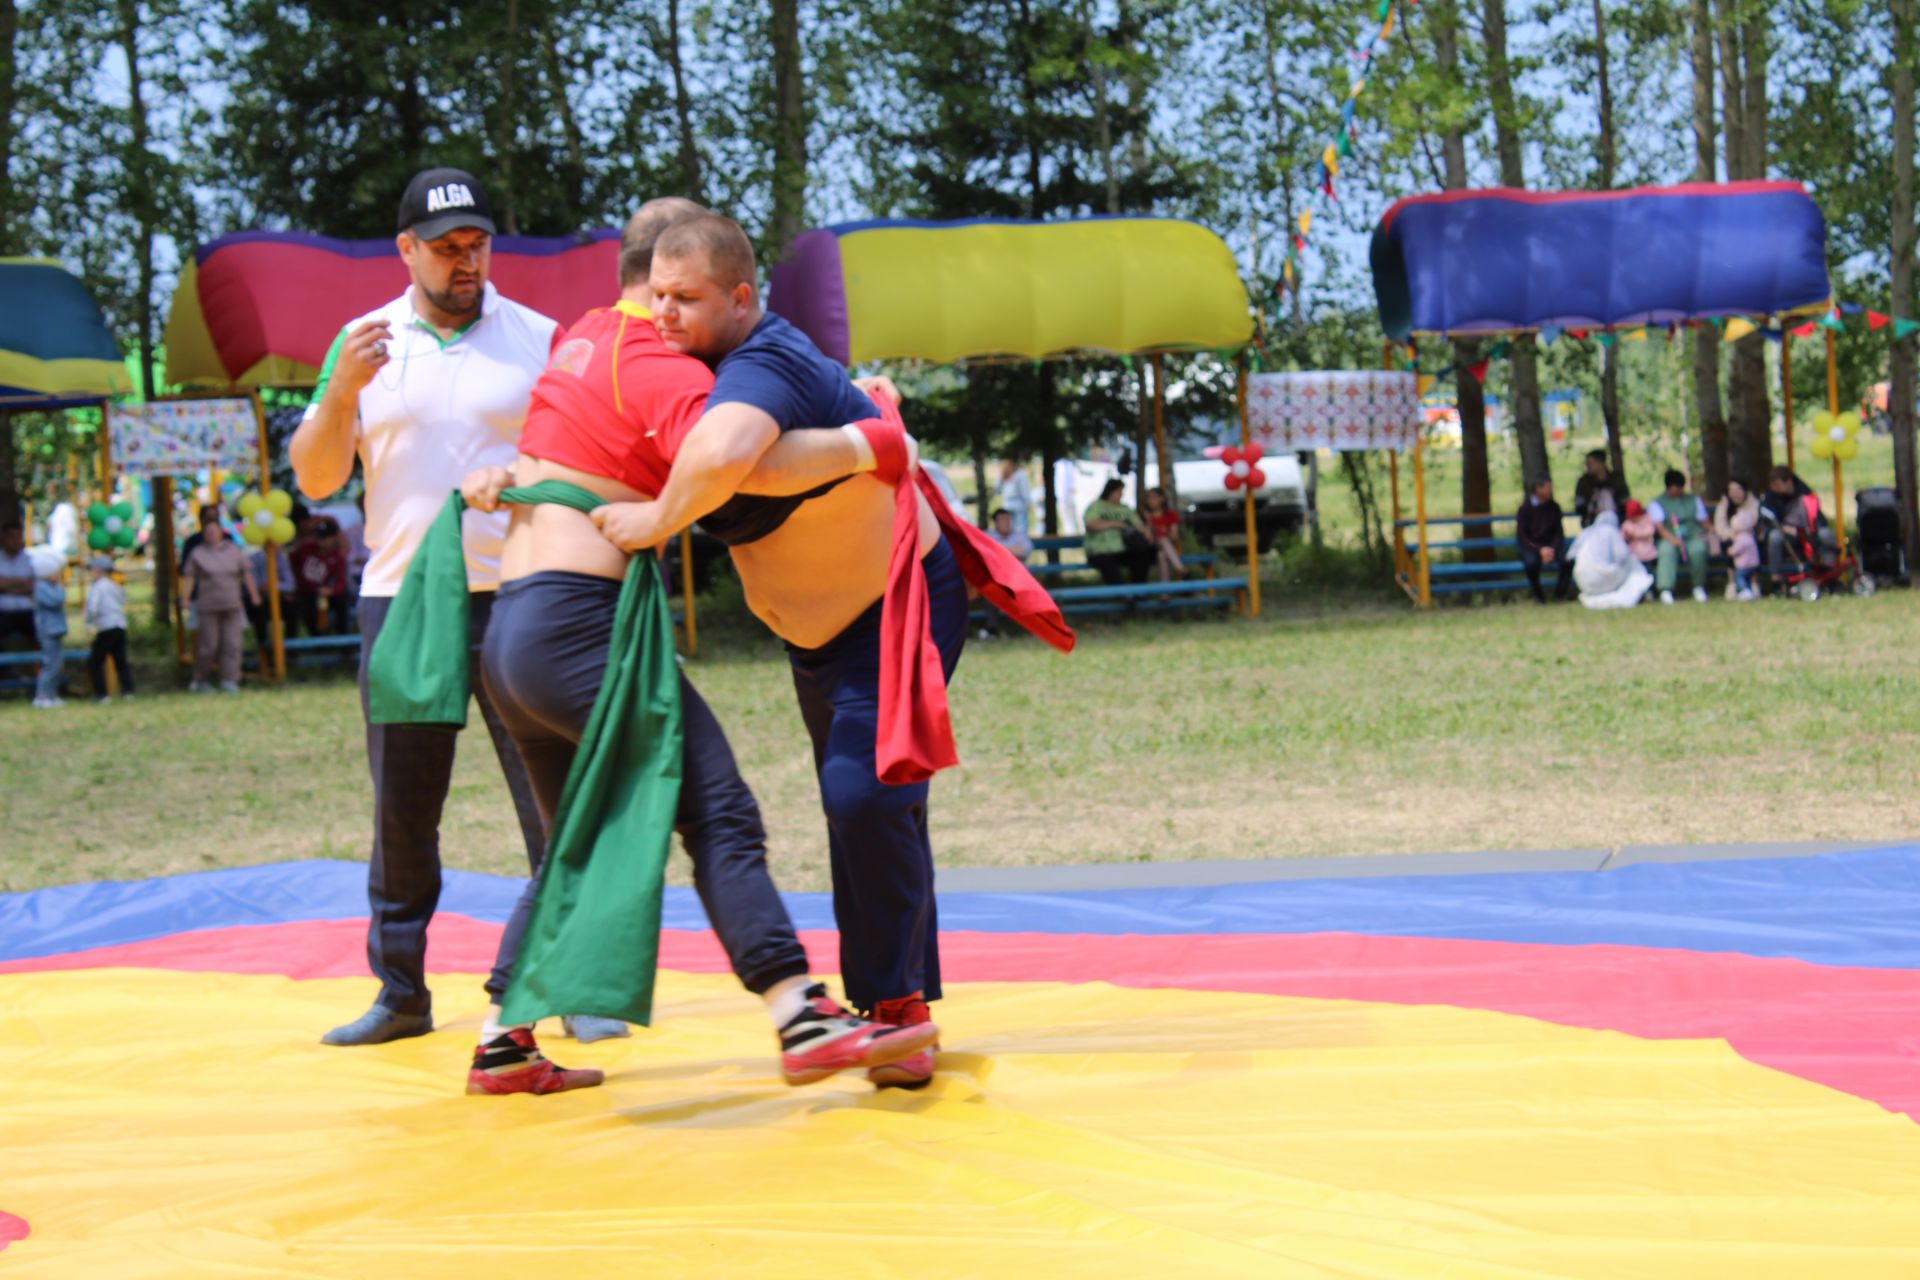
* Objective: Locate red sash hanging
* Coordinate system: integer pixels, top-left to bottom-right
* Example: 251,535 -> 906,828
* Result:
860,403 -> 1074,785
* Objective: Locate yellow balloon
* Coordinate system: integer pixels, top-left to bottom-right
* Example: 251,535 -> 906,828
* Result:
237,492 -> 264,519
1838,412 -> 1862,435
265,489 -> 293,518
1836,436 -> 1859,461
1812,409 -> 1837,434
1811,434 -> 1834,461
268,517 -> 297,545
241,520 -> 269,546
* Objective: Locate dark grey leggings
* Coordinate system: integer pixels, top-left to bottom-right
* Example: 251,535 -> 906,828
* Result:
481,571 -> 810,998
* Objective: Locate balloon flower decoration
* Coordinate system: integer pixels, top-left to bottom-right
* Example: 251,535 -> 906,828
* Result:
87,501 -> 137,551
1222,442 -> 1267,491
237,489 -> 298,547
1809,409 -> 1861,463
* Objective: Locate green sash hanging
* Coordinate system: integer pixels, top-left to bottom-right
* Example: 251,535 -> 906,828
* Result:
367,482 -> 683,1026
366,492 -> 473,727
495,481 -> 684,1027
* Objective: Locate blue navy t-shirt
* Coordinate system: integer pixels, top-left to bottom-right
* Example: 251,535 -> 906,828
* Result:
697,313 -> 879,546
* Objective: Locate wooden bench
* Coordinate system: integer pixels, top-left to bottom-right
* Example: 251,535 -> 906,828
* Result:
1398,515 -> 1736,597
970,534 -> 1243,621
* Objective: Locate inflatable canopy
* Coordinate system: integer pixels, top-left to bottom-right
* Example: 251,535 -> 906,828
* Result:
0,259 -> 130,407
1369,181 -> 1830,340
767,217 -> 1253,365
163,230 -> 620,388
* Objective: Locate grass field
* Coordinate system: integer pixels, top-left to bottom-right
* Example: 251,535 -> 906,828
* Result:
7,575 -> 1919,895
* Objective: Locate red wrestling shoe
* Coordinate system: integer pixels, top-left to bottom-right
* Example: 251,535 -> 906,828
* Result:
465,1028 -> 605,1096
866,992 -> 938,1090
780,985 -> 940,1086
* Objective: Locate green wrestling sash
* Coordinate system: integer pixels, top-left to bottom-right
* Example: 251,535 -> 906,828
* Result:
368,483 -> 682,1026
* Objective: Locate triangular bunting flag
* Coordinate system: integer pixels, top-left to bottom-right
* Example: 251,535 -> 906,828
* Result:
1336,128 -> 1353,159
1624,328 -> 1650,342
1724,317 -> 1756,342
1486,338 -> 1511,360
1819,308 -> 1846,331
1416,374 -> 1435,396
1791,322 -> 1817,338
1539,323 -> 1562,346
1596,333 -> 1618,348
1567,328 -> 1589,340
1895,318 -> 1920,339
1840,301 -> 1866,315
1298,209 -> 1312,238
1467,360 -> 1489,384
1375,0 -> 1390,20
1322,144 -> 1339,177
1868,311 -> 1890,331
1381,10 -> 1396,37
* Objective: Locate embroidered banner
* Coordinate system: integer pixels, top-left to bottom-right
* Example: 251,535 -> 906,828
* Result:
1247,371 -> 1421,452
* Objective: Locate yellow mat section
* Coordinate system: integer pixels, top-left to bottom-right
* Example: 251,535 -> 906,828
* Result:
3,968 -> 1919,1278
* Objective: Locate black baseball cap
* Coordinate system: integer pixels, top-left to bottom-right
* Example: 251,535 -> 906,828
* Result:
396,167 -> 496,240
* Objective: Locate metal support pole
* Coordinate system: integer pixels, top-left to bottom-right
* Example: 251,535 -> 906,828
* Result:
1781,331 -> 1795,472
1151,353 -> 1171,499
1414,436 -> 1431,608
1235,367 -> 1261,618
1826,328 -> 1849,561
250,390 -> 285,682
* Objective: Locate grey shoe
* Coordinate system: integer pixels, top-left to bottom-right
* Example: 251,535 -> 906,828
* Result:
322,1004 -> 433,1046
561,1014 -> 631,1043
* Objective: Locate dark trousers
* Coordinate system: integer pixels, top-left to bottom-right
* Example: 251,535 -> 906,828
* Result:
294,591 -> 352,636
481,571 -> 809,999
87,628 -> 132,696
787,538 -> 968,1010
1088,547 -> 1153,585
1519,539 -> 1574,602
356,591 -> 545,1017
0,609 -> 36,652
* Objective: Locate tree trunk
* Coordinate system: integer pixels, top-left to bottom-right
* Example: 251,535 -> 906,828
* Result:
1717,5 -> 1771,492
488,0 -> 521,234
768,0 -> 807,260
1891,0 -> 1918,570
970,438 -> 991,530
541,23 -> 585,226
1689,0 -> 1728,495
1432,0 -> 1486,536
1481,0 -> 1548,489
1082,0 -> 1119,213
662,0 -> 703,201
0,0 -> 14,253
1592,0 -> 1625,477
1133,362 -> 1152,512
1455,338 -> 1491,519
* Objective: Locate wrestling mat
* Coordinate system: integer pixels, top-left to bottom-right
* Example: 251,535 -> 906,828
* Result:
4,847 -> 1920,1278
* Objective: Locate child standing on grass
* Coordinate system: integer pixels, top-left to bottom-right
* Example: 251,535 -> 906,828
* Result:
28,544 -> 67,709
85,554 -> 133,701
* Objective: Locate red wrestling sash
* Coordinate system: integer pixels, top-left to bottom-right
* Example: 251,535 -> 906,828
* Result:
861,402 -> 1075,785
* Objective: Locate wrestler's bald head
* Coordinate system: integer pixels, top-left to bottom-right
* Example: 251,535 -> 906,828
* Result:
619,196 -> 707,288
653,214 -> 758,294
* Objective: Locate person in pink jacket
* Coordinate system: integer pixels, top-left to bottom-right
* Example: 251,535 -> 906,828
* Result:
1714,478 -> 1762,601
1621,499 -> 1659,573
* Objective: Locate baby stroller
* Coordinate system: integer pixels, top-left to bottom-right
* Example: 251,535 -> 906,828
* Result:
1854,487 -> 1907,587
1759,489 -> 1863,601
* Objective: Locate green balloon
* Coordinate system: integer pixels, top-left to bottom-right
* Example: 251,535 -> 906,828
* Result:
88,502 -> 110,524
111,501 -> 133,521
88,527 -> 111,551
114,527 -> 136,548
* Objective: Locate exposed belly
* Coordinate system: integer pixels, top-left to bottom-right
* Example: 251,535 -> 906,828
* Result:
731,474 -> 939,649
498,454 -> 651,585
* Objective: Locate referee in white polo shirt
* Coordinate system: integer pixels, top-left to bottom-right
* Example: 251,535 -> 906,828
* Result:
292,168 -> 624,1047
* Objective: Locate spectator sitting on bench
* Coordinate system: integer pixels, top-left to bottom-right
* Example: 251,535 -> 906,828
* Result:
0,518 -> 37,654
1140,486 -> 1186,584
1515,475 -> 1573,604
977,508 -> 1033,640
1621,499 -> 1659,576
1714,478 -> 1762,601
290,514 -> 352,636
1082,479 -> 1155,585
1650,468 -> 1711,605
1573,449 -> 1631,527
1760,466 -> 1818,587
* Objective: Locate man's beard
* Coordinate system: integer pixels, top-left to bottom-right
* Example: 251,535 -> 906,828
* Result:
422,277 -> 482,319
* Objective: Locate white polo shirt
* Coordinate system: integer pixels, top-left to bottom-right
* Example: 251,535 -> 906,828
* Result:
306,282 -> 558,597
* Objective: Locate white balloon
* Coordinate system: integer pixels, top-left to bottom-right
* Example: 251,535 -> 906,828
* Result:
255,510 -> 274,527
1231,460 -> 1250,479
1829,425 -> 1848,443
